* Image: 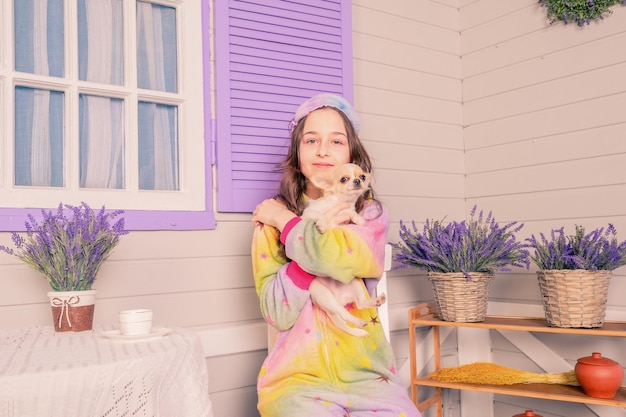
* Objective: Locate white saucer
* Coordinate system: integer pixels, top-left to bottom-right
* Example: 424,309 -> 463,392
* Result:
101,327 -> 172,342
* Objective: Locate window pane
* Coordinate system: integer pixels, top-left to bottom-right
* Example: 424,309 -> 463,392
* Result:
78,0 -> 124,85
14,0 -> 65,77
136,2 -> 178,93
14,87 -> 65,187
79,94 -> 125,189
138,101 -> 179,190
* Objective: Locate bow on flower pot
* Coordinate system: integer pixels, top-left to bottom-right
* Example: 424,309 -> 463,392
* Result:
0,202 -> 128,331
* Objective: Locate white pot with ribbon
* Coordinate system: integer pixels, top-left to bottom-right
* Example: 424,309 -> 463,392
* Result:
47,290 -> 97,332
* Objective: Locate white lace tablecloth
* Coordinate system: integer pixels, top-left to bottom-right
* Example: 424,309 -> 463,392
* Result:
0,325 -> 214,417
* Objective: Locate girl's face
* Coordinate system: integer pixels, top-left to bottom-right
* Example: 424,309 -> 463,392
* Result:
298,107 -> 351,197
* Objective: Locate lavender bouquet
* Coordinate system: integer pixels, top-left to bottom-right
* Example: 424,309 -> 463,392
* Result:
393,206 -> 530,277
527,224 -> 626,271
0,202 -> 127,291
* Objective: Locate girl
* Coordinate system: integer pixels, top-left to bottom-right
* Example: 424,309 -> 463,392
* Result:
251,94 -> 421,417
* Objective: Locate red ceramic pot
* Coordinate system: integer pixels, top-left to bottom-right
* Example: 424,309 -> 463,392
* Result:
512,411 -> 543,417
575,352 -> 624,399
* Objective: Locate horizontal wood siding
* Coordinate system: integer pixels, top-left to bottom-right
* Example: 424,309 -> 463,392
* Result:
352,3 -> 463,411
462,1 -> 626,416
351,0 -> 465,244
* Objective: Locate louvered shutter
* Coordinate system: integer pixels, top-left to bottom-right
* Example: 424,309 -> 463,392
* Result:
214,0 -> 353,212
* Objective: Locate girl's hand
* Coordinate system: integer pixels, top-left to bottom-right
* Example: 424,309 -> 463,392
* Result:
321,201 -> 353,225
311,201 -> 354,233
252,198 -> 296,231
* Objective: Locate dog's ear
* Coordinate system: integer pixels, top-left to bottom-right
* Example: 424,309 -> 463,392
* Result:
309,172 -> 335,192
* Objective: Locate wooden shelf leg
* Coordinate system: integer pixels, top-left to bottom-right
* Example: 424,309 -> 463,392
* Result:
409,303 -> 444,415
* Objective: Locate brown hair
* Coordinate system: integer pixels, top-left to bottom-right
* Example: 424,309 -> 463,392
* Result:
276,107 -> 381,216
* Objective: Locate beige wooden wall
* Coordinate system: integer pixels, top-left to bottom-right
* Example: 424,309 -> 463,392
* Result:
461,0 -> 626,323
356,1 -> 626,416
1,1 -> 626,417
351,0 -> 464,395
459,1 -> 626,416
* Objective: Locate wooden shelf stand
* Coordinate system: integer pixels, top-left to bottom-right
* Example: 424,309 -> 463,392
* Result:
408,302 -> 626,416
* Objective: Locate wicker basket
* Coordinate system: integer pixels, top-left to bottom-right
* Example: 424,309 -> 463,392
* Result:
427,272 -> 494,322
537,270 -> 612,328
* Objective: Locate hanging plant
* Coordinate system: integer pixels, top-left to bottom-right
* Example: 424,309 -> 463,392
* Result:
539,0 -> 626,26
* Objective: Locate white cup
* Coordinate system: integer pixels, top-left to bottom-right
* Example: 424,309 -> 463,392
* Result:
119,309 -> 153,336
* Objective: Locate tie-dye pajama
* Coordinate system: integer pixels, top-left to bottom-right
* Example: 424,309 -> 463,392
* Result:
252,201 -> 421,417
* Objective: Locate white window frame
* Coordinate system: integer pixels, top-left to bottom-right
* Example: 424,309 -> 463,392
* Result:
0,0 -> 207,218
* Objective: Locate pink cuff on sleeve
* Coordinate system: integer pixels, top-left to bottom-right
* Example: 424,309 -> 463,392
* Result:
287,261 -> 315,290
280,216 -> 301,245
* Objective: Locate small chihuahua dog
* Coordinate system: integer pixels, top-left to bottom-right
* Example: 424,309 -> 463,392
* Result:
303,163 -> 386,337
303,162 -> 370,233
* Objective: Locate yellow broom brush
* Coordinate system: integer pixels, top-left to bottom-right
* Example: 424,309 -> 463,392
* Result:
428,362 -> 580,386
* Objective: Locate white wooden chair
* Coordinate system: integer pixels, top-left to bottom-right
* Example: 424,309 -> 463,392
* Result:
267,244 -> 392,350
377,243 -> 392,341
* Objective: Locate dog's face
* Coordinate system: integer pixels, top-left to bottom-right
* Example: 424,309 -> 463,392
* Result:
310,163 -> 371,202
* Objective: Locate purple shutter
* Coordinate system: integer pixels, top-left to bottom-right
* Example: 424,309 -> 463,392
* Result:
214,0 -> 353,213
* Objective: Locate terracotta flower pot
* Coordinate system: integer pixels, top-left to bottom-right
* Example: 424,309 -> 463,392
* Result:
512,411 -> 543,417
575,352 -> 624,399
48,290 -> 97,332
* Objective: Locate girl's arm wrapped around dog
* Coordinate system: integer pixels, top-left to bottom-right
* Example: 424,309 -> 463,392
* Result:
251,201 -> 388,331
284,201 -> 388,284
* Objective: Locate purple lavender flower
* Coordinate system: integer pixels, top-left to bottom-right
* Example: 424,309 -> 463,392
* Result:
526,224 -> 626,271
392,206 -> 530,277
0,202 -> 128,291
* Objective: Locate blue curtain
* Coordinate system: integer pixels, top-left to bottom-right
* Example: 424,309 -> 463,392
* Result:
14,87 -> 64,187
13,0 -> 179,191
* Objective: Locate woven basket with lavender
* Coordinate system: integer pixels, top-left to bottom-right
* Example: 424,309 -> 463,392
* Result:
393,206 -> 530,322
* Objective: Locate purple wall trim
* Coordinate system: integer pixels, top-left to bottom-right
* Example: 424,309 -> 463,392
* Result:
341,0 -> 354,104
214,0 -> 233,212
0,206 -> 215,232
0,0 -> 216,232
